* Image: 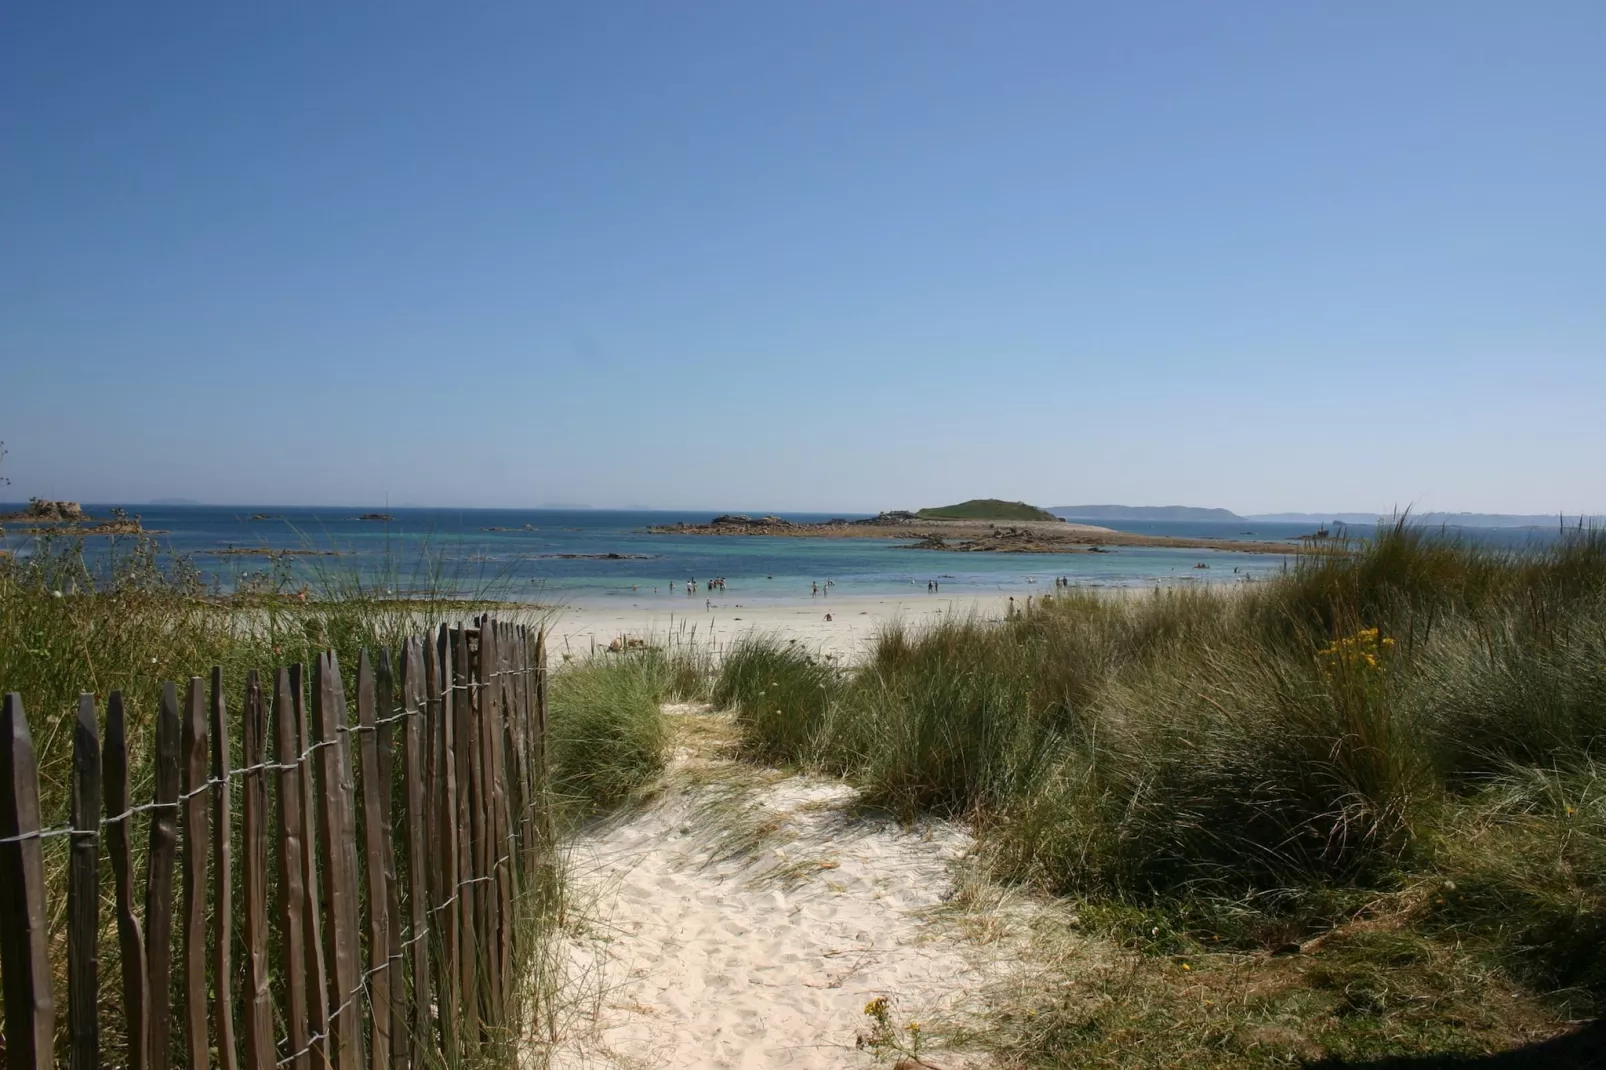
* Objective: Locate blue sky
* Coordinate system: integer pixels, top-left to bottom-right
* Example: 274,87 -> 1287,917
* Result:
2,2 -> 1602,513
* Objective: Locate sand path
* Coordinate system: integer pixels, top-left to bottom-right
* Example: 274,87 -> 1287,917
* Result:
541,706 -> 1019,1069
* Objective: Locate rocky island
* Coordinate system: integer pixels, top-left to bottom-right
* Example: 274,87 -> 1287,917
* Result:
648,500 -> 1313,556
0,500 -> 147,535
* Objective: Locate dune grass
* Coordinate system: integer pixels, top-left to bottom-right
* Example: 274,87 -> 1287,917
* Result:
546,645 -> 706,815
714,520 -> 1606,1062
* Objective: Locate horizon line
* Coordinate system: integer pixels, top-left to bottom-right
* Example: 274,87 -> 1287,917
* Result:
5,499 -> 1604,521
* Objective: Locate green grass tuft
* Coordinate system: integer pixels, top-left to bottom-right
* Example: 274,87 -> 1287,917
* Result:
546,648 -> 695,813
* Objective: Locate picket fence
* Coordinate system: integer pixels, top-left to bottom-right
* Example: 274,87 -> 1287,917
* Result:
0,617 -> 548,1070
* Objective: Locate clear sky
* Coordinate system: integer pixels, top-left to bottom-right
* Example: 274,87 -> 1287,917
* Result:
2,2 -> 1603,514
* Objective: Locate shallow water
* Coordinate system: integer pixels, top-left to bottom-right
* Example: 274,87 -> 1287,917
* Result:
2,505 -> 1316,606
15,505 -> 1560,608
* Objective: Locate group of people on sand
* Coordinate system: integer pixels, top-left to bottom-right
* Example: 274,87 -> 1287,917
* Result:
811,579 -> 835,596
925,579 -> 942,592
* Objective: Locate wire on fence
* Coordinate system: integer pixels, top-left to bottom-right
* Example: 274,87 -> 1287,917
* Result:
0,661 -> 548,844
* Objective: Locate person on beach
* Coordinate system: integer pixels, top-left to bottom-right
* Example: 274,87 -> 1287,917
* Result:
812,581 -> 818,595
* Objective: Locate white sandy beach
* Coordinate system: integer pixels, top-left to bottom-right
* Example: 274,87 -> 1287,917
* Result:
544,592 -> 1029,664
540,579 -> 1239,664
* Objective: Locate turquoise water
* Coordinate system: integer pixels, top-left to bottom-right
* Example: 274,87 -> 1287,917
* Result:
2,506 -> 1304,607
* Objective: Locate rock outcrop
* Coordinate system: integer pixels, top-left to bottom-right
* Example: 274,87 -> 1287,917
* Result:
709,514 -> 793,528
25,499 -> 85,521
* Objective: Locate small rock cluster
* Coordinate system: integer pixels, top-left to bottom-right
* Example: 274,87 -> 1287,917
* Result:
22,499 -> 85,521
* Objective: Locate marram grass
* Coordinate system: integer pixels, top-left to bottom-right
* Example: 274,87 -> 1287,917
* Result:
715,521 -> 1606,1062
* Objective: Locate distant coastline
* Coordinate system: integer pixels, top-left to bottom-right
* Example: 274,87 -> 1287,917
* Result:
4,500 -> 1593,530
1245,511 -> 1606,529
1056,504 -> 1606,529
1052,504 -> 1242,522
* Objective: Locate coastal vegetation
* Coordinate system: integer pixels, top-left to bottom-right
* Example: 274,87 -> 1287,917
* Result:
915,498 -> 1059,521
713,520 -> 1606,1065
547,644 -> 706,815
0,530 -> 652,1068
9,519 -> 1602,1065
0,530 -> 692,828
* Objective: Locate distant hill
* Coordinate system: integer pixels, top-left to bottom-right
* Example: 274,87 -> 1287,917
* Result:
917,499 -> 1058,521
1052,504 -> 1244,522
1413,512 -> 1606,528
1242,512 -> 1382,525
1245,512 -> 1606,529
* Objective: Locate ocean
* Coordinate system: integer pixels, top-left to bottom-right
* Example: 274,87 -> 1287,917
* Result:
1,505 -> 1342,606
7,506 -> 1574,608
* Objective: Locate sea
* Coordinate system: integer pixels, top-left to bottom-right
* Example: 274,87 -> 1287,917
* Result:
1,505 -> 1573,608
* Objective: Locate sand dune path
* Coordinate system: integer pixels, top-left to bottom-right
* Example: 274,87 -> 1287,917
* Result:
541,705 -> 1009,1069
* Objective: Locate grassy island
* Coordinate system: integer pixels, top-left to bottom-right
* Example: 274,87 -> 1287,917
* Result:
915,498 -> 1059,521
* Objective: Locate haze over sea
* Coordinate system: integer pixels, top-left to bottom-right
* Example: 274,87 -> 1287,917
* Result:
1,504 -> 1573,608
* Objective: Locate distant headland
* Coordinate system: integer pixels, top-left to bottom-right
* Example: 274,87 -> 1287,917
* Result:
1054,505 -> 1604,529
1052,504 -> 1243,522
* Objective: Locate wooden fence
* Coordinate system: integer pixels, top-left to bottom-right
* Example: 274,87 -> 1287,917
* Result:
0,616 -> 548,1069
